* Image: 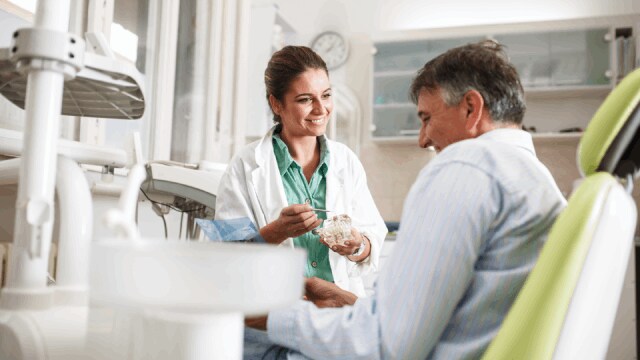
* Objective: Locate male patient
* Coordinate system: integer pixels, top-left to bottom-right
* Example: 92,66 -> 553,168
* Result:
246,40 -> 567,359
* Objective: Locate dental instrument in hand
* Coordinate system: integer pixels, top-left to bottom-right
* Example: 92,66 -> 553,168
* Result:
310,209 -> 331,235
311,208 -> 333,213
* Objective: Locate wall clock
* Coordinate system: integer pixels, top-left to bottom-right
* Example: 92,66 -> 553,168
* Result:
310,31 -> 349,70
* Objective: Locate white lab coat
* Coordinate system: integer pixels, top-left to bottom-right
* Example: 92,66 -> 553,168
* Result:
215,126 -> 387,296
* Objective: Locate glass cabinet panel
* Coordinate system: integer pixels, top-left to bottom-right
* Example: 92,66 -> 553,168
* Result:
374,40 -> 428,73
372,36 -> 482,138
496,32 -> 552,87
581,29 -> 610,85
372,105 -> 419,137
495,28 -> 610,88
373,74 -> 413,105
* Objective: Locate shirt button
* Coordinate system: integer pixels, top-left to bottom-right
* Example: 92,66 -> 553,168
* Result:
311,261 -> 317,268
305,199 -> 311,205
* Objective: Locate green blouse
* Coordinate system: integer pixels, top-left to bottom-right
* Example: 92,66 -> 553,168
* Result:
272,133 -> 333,282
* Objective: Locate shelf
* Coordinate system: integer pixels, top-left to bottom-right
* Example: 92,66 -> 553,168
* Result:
372,84 -> 611,109
532,132 -> 582,145
373,86 -> 612,105
371,136 -> 420,145
372,86 -> 611,109
374,70 -> 416,78
373,103 -> 414,109
531,132 -> 582,138
371,132 -> 582,145
524,85 -> 612,99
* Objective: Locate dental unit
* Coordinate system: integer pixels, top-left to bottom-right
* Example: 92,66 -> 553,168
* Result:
0,1 -> 305,359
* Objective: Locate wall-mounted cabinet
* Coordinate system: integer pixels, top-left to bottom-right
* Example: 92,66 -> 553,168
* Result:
371,17 -> 639,141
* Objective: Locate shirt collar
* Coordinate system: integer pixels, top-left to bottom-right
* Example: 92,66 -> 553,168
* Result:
478,128 -> 536,156
272,133 -> 294,174
272,132 -> 331,175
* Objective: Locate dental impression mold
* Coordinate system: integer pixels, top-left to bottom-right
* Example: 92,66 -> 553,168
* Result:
315,214 -> 352,246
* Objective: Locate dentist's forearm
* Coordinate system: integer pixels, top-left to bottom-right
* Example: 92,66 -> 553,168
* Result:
259,222 -> 287,244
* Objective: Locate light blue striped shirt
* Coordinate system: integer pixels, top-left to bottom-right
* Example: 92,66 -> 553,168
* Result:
267,128 -> 567,359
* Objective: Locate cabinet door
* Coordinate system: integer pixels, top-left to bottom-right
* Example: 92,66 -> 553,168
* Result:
372,40 -> 426,138
372,105 -> 420,137
550,29 -> 610,86
575,28 -> 610,86
374,40 -> 429,73
495,32 -> 552,87
495,28 -> 611,88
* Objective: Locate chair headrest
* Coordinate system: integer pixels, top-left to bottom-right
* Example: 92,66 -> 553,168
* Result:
578,68 -> 640,178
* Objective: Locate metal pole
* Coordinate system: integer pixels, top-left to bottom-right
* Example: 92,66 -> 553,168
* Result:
1,0 -> 72,310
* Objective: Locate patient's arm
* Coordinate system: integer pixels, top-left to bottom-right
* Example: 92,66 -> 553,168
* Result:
245,316 -> 268,331
244,278 -> 357,331
304,277 -> 358,308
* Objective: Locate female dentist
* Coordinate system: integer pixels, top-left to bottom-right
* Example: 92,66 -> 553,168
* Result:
215,45 -> 387,297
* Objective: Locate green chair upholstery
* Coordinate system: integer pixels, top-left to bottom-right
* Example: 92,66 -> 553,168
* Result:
580,68 -> 640,178
483,67 -> 640,359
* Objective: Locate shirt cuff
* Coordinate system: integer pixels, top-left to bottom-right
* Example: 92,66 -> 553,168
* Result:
250,233 -> 266,243
267,300 -> 306,351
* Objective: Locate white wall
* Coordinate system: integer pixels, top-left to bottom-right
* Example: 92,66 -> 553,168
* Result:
377,0 -> 640,31
274,0 -> 379,37
273,0 -> 380,83
276,0 -> 640,38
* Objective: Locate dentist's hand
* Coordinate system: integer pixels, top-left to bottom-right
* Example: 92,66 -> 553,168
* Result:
259,204 -> 322,244
320,228 -> 370,262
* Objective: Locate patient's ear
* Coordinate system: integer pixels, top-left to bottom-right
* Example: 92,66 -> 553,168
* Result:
463,90 -> 485,131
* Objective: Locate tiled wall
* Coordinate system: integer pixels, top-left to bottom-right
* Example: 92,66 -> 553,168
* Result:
359,141 -> 434,222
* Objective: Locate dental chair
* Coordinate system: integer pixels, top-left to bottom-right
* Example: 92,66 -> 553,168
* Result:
482,67 -> 640,359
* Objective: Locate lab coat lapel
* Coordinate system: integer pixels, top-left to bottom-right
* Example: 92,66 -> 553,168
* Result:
251,128 -> 288,225
326,144 -> 346,216
326,143 -> 348,286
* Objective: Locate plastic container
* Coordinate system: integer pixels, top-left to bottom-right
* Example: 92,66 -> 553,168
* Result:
89,239 -> 305,316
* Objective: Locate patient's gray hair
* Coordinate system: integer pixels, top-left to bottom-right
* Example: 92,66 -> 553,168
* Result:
410,40 -> 526,125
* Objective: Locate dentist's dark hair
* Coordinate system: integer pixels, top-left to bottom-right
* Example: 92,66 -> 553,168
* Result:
265,46 -> 329,124
410,39 -> 526,125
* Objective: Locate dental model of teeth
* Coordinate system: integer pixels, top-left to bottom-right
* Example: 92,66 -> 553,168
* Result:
315,214 -> 352,246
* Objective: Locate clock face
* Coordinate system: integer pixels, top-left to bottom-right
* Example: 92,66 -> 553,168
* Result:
311,31 -> 349,70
